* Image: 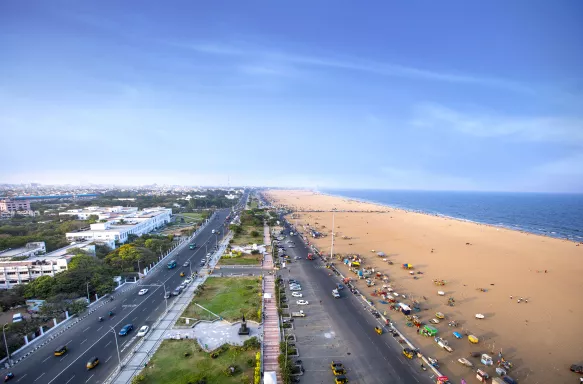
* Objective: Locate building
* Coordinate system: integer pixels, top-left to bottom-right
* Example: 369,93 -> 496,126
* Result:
0,241 -> 97,288
0,199 -> 31,212
65,207 -> 171,244
59,206 -> 138,220
0,242 -> 46,260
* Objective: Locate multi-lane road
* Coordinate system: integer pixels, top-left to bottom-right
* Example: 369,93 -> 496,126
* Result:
5,206 -> 239,384
279,218 -> 429,384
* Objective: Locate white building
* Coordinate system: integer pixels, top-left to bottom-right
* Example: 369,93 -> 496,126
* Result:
65,207 -> 171,244
59,206 -> 138,220
0,242 -> 46,260
0,241 -> 96,288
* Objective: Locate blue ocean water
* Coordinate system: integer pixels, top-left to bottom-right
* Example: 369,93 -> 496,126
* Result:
321,189 -> 583,241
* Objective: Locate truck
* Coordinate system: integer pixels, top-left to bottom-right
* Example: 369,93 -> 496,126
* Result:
291,310 -> 305,317
332,289 -> 340,298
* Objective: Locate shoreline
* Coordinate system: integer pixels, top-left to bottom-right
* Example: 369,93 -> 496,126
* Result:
311,189 -> 583,244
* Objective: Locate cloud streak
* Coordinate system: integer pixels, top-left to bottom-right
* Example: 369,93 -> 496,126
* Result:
411,103 -> 583,145
167,41 -> 532,94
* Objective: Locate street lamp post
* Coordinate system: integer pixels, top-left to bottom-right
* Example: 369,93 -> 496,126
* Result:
3,323 -> 11,365
162,285 -> 168,312
110,327 -> 121,368
86,282 -> 90,304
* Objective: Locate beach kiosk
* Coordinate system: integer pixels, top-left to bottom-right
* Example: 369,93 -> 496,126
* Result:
481,354 -> 493,366
399,303 -> 412,315
476,369 -> 490,382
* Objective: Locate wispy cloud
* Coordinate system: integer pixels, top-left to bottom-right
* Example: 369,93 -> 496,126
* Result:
166,41 -> 532,93
411,103 -> 583,145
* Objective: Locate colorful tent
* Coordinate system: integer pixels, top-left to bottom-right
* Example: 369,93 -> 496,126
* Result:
402,263 -> 413,269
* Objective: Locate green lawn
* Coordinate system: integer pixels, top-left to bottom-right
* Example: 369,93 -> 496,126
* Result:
230,226 -> 263,246
181,212 -> 207,223
248,200 -> 258,209
179,277 -> 261,323
218,254 -> 261,265
138,339 -> 258,384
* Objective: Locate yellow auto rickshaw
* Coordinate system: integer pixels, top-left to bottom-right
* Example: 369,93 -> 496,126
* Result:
374,326 -> 382,335
468,335 -> 479,344
54,345 -> 67,356
86,356 -> 99,370
435,312 -> 445,319
402,348 -> 414,359
335,375 -> 348,384
332,367 -> 346,376
330,361 -> 344,370
180,272 -> 185,277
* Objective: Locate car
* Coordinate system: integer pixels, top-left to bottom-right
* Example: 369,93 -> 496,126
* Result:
189,243 -> 196,249
119,324 -> 134,336
290,286 -> 302,291
54,345 -> 67,356
333,367 -> 346,376
334,375 -> 348,384
291,292 -> 303,298
330,361 -> 344,370
570,365 -> 583,374
296,300 -> 309,305
164,292 -> 171,299
289,283 -> 301,288
206,252 -> 212,257
138,289 -> 148,295
137,325 -> 150,337
172,287 -> 183,296
183,261 -> 190,267
184,278 -> 192,285
86,356 -> 99,370
200,261 -> 206,266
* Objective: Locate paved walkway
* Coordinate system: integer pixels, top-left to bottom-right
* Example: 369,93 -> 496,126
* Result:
262,225 -> 282,382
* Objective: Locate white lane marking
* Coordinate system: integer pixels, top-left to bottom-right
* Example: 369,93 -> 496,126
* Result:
151,300 -> 156,304
142,308 -> 147,312
65,340 -> 73,345
34,373 -> 45,382
16,374 -> 27,382
42,356 -> 51,363
65,376 -> 75,384
60,354 -> 68,362
96,326 -> 103,332
80,338 -> 87,344
105,355 -> 112,363
105,341 -> 112,347
132,316 -> 138,321
145,316 -> 150,321
85,374 -> 94,383
83,327 -> 91,332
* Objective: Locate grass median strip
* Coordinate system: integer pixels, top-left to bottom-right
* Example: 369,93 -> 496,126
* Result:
178,276 -> 261,324
136,338 -> 259,384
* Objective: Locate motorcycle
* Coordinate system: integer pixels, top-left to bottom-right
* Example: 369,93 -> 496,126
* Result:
98,317 -> 104,322
4,373 -> 14,382
109,311 -> 114,317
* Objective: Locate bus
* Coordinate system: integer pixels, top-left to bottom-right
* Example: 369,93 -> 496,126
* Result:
167,260 -> 177,269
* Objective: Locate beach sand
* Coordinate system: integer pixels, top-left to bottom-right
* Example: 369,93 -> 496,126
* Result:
264,189 -> 583,383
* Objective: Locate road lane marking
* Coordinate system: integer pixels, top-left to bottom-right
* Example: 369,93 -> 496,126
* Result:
83,327 -> 91,332
96,326 -> 103,332
132,316 -> 138,321
65,376 -> 75,384
142,308 -> 147,312
60,355 -> 68,362
34,373 -> 45,382
42,356 -> 51,363
16,374 -> 27,382
145,316 -> 150,321
105,355 -> 112,363
85,374 -> 94,383
80,338 -> 87,344
105,341 -> 112,347
65,340 -> 73,345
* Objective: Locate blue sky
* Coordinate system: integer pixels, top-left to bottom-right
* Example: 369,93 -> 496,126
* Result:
1,1 -> 582,192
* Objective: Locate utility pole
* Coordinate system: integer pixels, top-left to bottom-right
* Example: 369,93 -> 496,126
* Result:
2,323 -> 10,365
110,327 -> 122,368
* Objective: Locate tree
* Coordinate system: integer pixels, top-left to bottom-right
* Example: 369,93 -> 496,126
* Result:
24,275 -> 56,299
0,285 -> 26,311
87,214 -> 99,224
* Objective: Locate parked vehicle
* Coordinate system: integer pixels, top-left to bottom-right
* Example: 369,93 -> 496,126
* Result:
137,325 -> 150,337
332,289 -> 340,298
291,310 -> 306,317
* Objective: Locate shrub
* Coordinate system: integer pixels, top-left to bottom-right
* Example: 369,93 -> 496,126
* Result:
246,358 -> 255,367
131,374 -> 145,384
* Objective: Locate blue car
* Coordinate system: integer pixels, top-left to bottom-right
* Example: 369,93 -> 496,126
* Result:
119,324 -> 134,336
453,331 -> 462,339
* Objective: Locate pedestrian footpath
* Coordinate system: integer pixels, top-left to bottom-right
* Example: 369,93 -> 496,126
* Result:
262,225 -> 282,382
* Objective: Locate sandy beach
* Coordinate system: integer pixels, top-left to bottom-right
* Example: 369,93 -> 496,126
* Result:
264,190 -> 583,383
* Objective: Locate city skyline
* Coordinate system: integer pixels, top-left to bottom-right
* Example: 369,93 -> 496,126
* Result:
1,1 -> 582,192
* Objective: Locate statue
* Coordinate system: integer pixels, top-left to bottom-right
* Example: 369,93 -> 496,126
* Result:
238,315 -> 250,335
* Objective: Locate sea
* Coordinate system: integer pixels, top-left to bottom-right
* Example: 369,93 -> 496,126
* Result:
321,189 -> 583,242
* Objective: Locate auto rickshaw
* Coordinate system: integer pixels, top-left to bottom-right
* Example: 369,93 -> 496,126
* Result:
86,356 -> 99,370
435,312 -> 445,319
402,348 -> 414,359
180,272 -> 185,277
330,361 -> 344,370
468,335 -> 479,344
374,326 -> 382,335
334,375 -> 348,384
332,367 -> 346,376
54,345 -> 67,356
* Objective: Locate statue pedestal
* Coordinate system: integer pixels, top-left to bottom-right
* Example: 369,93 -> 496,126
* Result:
238,317 -> 250,335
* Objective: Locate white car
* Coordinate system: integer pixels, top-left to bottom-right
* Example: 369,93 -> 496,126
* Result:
290,286 -> 302,291
296,300 -> 309,305
289,285 -> 301,289
137,325 -> 149,337
138,289 -> 148,295
184,278 -> 192,285
291,292 -> 303,298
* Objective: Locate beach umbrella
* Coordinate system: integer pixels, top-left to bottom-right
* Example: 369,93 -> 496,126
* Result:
377,252 -> 386,256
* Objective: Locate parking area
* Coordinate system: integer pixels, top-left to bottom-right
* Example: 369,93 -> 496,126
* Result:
281,256 -> 355,383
